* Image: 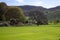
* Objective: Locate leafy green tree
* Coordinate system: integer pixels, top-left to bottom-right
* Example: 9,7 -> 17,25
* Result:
0,2 -> 7,21
5,7 -> 26,23
29,9 -> 48,25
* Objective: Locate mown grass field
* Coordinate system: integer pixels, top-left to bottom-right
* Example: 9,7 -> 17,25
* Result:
0,24 -> 60,40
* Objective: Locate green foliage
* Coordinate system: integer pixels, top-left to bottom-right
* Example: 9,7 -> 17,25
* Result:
5,7 -> 26,23
0,2 -> 7,21
29,10 -> 48,25
54,20 -> 60,24
0,2 -> 26,23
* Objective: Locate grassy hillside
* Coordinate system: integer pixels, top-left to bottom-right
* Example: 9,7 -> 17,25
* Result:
0,25 -> 60,40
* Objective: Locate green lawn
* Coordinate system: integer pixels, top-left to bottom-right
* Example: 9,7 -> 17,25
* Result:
0,24 -> 60,40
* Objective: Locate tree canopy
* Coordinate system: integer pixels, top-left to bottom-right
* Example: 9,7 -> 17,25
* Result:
0,2 -> 7,21
5,7 -> 26,23
28,9 -> 48,25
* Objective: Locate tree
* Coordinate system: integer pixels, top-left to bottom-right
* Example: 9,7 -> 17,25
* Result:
5,7 -> 26,23
54,19 -> 60,24
28,9 -> 48,25
0,2 -> 7,21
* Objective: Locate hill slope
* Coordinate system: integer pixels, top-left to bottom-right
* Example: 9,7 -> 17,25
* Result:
17,5 -> 60,20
